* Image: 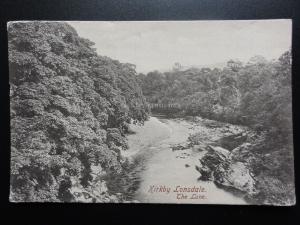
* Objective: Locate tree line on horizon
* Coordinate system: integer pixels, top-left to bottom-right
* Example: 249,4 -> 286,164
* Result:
138,52 -> 292,137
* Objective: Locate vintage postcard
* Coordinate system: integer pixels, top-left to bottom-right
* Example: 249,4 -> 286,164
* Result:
9,20 -> 295,205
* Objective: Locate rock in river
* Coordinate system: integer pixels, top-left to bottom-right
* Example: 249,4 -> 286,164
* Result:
198,145 -> 256,195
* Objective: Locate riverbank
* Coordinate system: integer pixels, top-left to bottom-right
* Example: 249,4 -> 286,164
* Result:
123,116 -> 247,204
121,115 -> 295,205
178,117 -> 295,205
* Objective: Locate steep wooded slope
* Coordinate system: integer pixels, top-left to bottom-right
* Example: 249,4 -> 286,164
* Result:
9,22 -> 149,202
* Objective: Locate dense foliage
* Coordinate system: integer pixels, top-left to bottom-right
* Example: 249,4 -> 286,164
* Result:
139,52 -> 294,204
9,22 -> 149,202
139,53 -> 292,138
139,54 -> 291,128
9,21 -> 294,204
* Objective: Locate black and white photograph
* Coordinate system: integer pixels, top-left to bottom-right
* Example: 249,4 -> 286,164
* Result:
9,20 -> 295,205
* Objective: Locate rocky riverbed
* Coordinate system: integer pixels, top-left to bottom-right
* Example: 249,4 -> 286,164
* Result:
121,116 -> 249,204
121,115 -> 295,205
171,116 -> 258,202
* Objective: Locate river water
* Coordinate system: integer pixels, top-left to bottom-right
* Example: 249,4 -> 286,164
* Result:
123,116 -> 246,204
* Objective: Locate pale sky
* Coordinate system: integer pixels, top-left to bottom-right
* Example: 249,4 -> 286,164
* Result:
69,20 -> 291,73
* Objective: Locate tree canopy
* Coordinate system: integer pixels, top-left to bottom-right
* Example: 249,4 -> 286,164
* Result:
9,22 -> 149,202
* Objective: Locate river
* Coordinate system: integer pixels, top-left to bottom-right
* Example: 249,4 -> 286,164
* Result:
123,116 -> 247,204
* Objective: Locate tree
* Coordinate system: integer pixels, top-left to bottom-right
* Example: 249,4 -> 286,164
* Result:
173,62 -> 182,71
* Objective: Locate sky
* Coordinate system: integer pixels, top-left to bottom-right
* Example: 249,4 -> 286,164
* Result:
69,20 -> 292,73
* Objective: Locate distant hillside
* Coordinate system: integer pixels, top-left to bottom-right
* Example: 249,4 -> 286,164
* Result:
182,62 -> 228,70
